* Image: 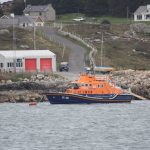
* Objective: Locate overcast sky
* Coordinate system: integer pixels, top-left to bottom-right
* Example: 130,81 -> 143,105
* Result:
0,0 -> 12,3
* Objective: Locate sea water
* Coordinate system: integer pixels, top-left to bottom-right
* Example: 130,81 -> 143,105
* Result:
0,101 -> 150,150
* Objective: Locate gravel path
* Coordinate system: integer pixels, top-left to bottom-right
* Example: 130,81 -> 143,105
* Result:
43,26 -> 86,73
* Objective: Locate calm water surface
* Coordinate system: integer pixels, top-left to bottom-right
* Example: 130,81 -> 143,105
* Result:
0,101 -> 150,150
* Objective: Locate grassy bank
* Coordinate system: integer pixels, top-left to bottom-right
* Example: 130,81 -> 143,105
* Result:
62,24 -> 150,70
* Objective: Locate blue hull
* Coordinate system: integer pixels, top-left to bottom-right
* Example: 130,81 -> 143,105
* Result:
45,93 -> 132,104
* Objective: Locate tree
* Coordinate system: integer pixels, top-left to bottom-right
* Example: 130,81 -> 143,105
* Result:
13,0 -> 25,15
0,8 -> 3,17
84,0 -> 109,16
12,0 -> 150,17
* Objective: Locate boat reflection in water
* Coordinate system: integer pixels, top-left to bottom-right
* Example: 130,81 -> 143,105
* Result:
45,67 -> 133,104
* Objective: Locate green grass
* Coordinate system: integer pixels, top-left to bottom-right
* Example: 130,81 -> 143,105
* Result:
57,13 -> 131,24
57,13 -> 85,22
92,16 -> 130,24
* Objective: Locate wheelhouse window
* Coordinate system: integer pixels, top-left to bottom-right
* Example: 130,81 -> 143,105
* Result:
98,84 -> 103,88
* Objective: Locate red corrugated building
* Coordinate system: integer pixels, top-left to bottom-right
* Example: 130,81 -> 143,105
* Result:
0,50 -> 56,73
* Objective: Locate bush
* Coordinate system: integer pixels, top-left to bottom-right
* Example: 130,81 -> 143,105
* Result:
101,19 -> 111,25
101,19 -> 111,30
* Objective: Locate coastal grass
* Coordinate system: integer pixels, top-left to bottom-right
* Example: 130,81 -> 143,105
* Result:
62,23 -> 150,70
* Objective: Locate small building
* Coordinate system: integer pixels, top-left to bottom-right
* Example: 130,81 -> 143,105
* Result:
23,4 -> 56,21
0,15 -> 44,28
18,15 -> 44,28
0,50 -> 56,73
134,4 -> 150,21
30,16 -> 44,27
17,15 -> 33,28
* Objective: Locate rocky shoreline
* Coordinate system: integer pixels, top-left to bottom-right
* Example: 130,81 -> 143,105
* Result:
0,70 -> 149,103
113,70 -> 150,99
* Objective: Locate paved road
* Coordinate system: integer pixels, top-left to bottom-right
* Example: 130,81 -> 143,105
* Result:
43,26 -> 86,73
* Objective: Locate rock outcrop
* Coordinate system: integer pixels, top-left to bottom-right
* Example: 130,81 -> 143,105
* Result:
113,70 -> 150,99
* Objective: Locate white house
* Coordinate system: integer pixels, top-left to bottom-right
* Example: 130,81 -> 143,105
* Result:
0,15 -> 44,28
0,50 -> 56,73
134,4 -> 150,21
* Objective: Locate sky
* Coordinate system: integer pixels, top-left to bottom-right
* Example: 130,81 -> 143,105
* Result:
0,0 -> 12,3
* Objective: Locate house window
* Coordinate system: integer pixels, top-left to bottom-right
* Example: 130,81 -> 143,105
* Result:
23,23 -> 25,27
0,63 -> 3,68
7,62 -> 14,67
146,14 -> 150,20
137,15 -> 142,20
16,59 -> 23,67
16,62 -> 23,67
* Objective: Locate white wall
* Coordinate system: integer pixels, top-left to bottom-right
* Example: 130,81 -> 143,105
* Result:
0,55 -> 56,73
134,13 -> 150,21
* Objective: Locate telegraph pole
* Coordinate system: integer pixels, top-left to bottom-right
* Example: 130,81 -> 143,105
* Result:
33,22 -> 36,50
100,32 -> 104,67
24,0 -> 27,8
127,7 -> 129,23
12,13 -> 16,73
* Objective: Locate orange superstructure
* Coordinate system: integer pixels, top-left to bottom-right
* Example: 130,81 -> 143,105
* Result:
65,73 -> 123,95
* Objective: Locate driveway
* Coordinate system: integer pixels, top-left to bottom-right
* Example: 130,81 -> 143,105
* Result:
43,26 -> 86,73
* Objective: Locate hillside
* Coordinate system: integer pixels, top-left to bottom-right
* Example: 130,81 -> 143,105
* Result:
62,23 -> 150,70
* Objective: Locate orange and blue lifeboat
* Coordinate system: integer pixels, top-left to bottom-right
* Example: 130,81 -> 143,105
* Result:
45,73 -> 133,104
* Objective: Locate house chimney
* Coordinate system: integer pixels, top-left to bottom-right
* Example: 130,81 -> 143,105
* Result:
147,4 -> 150,9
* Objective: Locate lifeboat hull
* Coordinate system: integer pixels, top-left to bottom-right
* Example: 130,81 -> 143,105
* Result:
45,92 -> 132,104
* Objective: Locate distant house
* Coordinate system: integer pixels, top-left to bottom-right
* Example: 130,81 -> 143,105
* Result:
18,15 -> 44,28
30,16 -> 44,26
134,4 -> 150,21
0,15 -> 44,28
17,15 -> 34,28
23,4 -> 56,21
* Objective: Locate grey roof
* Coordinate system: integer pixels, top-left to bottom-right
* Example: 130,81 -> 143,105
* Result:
0,15 -> 10,19
23,5 -> 51,13
18,16 -> 34,24
134,5 -> 150,14
0,18 -> 18,25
